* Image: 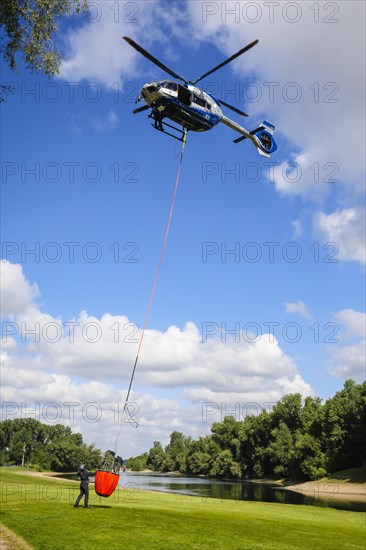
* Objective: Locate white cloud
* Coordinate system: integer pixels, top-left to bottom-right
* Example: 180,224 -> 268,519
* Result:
0,260 -> 39,318
1,337 -> 17,350
285,301 -> 312,320
7,305 -> 310,395
313,208 -> 366,264
334,309 -> 366,340
185,371 -> 313,407
272,151 -> 329,202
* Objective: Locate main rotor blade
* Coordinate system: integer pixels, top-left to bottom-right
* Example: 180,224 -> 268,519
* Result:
123,36 -> 188,84
191,39 -> 258,85
219,99 -> 249,117
133,104 -> 150,114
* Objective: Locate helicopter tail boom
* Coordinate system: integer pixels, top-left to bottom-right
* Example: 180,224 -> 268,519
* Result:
221,116 -> 277,157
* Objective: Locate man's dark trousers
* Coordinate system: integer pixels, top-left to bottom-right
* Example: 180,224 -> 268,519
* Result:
75,481 -> 89,507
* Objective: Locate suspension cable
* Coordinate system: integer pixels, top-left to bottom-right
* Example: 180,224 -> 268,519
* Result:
114,130 -> 188,457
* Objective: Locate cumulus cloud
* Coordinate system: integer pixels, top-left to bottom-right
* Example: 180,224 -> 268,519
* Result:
0,260 -> 39,318
313,208 -> 366,264
334,309 -> 366,340
185,372 -> 313,407
6,305 -> 311,395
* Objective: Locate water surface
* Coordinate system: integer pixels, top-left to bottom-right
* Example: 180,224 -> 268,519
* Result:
119,472 -> 366,513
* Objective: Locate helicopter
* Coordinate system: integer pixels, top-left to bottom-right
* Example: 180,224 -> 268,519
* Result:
123,36 -> 277,158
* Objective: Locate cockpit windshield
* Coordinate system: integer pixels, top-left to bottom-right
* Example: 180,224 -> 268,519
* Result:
162,81 -> 178,91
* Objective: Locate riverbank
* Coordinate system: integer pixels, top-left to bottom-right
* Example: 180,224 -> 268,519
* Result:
284,468 -> 365,502
284,479 -> 365,501
12,467 -> 366,502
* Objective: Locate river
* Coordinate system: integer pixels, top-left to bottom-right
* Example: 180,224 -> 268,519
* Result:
118,472 -> 366,513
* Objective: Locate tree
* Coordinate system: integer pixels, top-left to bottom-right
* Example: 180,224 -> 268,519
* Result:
125,452 -> 148,472
322,380 -> 366,470
4,418 -> 46,466
238,412 -> 273,478
0,0 -> 88,99
146,441 -> 166,471
301,396 -> 324,438
211,416 -> 241,459
210,449 -> 241,479
164,431 -> 191,472
266,422 -> 296,477
272,394 -> 303,432
295,432 -> 327,480
186,436 -> 220,476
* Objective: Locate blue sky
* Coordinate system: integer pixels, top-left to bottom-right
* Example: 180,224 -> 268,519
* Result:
1,1 -> 365,457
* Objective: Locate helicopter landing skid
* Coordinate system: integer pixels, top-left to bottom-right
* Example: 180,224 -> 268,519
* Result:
149,112 -> 187,142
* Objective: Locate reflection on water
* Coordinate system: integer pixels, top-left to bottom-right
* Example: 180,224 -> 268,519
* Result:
119,472 -> 366,513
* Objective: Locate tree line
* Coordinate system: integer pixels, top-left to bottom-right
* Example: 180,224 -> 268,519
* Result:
0,418 -> 102,471
126,380 -> 365,480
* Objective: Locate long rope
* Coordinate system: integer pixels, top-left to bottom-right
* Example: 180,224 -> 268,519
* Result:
114,131 -> 187,457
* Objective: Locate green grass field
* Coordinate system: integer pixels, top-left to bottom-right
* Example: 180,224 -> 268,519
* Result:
0,469 -> 365,550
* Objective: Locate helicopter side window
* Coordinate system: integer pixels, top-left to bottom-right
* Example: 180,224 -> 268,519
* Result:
165,82 -> 177,91
193,94 -> 206,108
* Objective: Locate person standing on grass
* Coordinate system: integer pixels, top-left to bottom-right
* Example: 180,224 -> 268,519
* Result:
74,465 -> 96,508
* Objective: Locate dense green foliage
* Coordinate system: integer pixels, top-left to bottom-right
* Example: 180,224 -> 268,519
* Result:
1,469 -> 365,550
126,380 -> 366,480
0,0 -> 87,74
0,418 -> 102,471
0,0 -> 88,100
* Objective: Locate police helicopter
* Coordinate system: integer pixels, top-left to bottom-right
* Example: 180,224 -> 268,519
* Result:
123,36 -> 277,157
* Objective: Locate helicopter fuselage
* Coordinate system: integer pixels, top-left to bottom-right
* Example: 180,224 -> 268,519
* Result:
139,80 -> 223,132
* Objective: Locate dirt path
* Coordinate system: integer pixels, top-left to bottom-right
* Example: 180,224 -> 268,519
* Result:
0,524 -> 34,550
17,470 -> 78,483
